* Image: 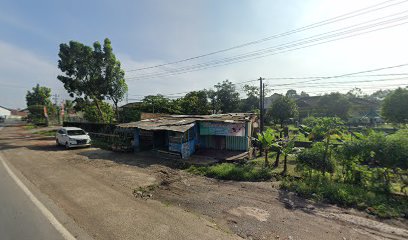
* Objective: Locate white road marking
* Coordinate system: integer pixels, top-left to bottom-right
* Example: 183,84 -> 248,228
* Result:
0,154 -> 76,240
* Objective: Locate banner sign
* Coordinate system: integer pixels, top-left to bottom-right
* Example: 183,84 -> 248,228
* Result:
43,106 -> 48,118
200,122 -> 245,136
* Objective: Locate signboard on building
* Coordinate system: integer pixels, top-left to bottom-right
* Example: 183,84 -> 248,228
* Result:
199,122 -> 245,136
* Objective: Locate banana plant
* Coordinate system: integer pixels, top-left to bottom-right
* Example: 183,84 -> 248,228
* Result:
257,128 -> 276,167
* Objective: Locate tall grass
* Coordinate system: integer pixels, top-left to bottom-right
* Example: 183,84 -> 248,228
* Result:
281,175 -> 408,218
187,163 -> 273,181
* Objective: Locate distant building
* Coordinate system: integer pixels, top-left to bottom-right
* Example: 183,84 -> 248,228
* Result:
117,113 -> 259,159
10,108 -> 28,118
0,105 -> 12,119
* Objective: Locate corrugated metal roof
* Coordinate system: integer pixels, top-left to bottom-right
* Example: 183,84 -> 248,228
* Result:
117,113 -> 257,132
118,118 -> 196,132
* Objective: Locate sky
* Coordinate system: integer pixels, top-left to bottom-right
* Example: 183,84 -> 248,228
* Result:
1,0 -> 408,109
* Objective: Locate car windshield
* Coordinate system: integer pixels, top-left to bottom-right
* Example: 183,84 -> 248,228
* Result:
67,130 -> 86,136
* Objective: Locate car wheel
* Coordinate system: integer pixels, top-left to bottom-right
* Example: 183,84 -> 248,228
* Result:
65,142 -> 70,149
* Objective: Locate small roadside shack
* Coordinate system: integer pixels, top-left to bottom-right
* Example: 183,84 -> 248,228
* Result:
117,113 -> 258,159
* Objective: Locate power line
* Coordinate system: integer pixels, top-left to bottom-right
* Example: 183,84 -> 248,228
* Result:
0,83 -> 29,89
126,63 -> 408,98
125,0 -> 407,72
264,63 -> 408,87
126,13 -> 408,80
299,83 -> 407,94
266,78 -> 407,91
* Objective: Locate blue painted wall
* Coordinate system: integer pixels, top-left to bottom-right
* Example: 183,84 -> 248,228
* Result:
133,128 -> 140,151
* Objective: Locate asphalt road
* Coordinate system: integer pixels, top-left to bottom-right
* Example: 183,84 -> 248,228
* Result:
0,127 -> 65,240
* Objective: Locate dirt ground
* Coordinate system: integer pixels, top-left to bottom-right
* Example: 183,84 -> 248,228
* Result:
0,125 -> 407,240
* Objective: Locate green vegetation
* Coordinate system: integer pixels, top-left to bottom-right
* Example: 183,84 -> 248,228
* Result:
187,163 -> 273,181
23,124 -> 38,130
83,101 -> 114,123
282,176 -> 407,218
57,38 -> 126,123
282,120 -> 408,218
265,95 -> 298,127
34,129 -> 57,136
189,117 -> 408,219
257,128 -> 277,166
25,84 -> 55,125
381,87 -> 408,124
118,107 -> 141,123
90,138 -> 111,150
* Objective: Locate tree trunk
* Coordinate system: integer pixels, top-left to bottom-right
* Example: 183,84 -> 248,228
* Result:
114,101 -> 119,122
264,149 -> 269,167
282,154 -> 288,175
93,99 -> 106,123
322,134 -> 330,174
274,150 -> 280,168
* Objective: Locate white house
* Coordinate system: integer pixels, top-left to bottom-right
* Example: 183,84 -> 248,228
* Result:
0,105 -> 11,119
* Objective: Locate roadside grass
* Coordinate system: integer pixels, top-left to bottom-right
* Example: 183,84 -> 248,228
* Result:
187,163 -> 273,181
34,129 -> 57,136
281,176 -> 408,218
23,124 -> 37,130
187,152 -> 299,181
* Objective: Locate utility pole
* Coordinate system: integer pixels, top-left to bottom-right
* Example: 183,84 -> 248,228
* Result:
259,77 -> 264,132
258,77 -> 263,157
52,94 -> 59,105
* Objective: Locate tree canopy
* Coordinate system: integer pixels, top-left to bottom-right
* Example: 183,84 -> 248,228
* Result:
285,89 -> 298,98
57,38 -> 126,122
214,80 -> 240,113
26,84 -> 52,107
317,93 -> 350,120
240,84 -> 259,113
381,87 -> 408,124
25,84 -> 53,124
142,94 -> 173,113
179,91 -> 209,115
266,96 -> 298,126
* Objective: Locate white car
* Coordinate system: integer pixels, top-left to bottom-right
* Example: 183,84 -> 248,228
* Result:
56,127 -> 91,148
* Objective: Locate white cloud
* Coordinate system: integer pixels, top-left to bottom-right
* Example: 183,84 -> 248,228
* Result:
0,40 -> 66,108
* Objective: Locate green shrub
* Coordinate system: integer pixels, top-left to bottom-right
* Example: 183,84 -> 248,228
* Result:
282,176 -> 408,218
297,142 -> 336,174
187,163 -> 273,181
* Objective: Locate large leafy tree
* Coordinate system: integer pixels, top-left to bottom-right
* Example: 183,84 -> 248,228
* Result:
381,87 -> 408,124
240,84 -> 259,113
180,91 -> 209,115
214,80 -> 240,113
26,84 -> 53,124
26,84 -> 52,107
108,78 -> 128,120
57,38 -> 126,122
285,89 -> 298,98
266,96 -> 298,127
205,89 -> 219,114
317,92 -> 350,120
141,95 -> 173,113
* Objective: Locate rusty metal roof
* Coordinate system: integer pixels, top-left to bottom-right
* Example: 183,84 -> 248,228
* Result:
118,118 -> 196,132
117,113 -> 257,132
